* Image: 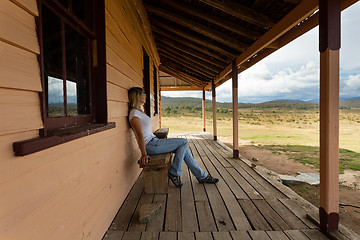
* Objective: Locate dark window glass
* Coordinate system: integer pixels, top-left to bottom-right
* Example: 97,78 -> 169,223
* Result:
65,25 -> 90,115
73,0 -> 93,29
42,5 -> 64,117
57,0 -> 69,9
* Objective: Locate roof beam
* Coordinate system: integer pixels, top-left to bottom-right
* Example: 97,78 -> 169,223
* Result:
161,59 -> 212,81
150,18 -> 237,59
161,87 -> 204,91
198,0 -> 275,29
159,51 -> 217,77
211,0 -> 359,90
162,0 -> 261,41
209,0 -> 319,89
282,0 -> 301,4
152,28 -> 229,65
154,34 -> 227,68
159,65 -> 208,87
157,43 -> 222,73
144,3 -> 248,51
159,67 -> 200,87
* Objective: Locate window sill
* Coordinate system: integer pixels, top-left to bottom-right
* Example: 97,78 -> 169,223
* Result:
13,122 -> 116,156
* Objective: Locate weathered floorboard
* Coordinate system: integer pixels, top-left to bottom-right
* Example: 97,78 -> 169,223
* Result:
164,185 -> 182,231
140,231 -> 159,240
248,230 -> 272,240
301,229 -> 329,240
128,193 -> 154,231
102,133 -> 342,240
146,194 -> 166,232
238,199 -> 272,230
266,199 -> 308,230
212,231 -> 233,240
284,230 -> 310,240
102,230 -> 124,240
122,231 -> 142,240
110,174 -> 144,231
177,232 -> 195,240
266,231 -> 291,240
159,232 -> 177,240
229,231 -> 252,240
181,164 -> 199,232
252,199 -> 291,230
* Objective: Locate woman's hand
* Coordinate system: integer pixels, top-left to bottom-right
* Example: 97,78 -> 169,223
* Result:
138,155 -> 151,165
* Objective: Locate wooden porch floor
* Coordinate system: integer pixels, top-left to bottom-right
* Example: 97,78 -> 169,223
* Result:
102,132 -> 355,240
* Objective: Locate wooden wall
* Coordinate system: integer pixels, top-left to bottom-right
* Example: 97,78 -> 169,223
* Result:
0,0 -> 159,239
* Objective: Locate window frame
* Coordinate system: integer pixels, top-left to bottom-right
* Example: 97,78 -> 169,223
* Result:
143,49 -> 151,117
37,0 -> 108,135
12,0 -> 112,156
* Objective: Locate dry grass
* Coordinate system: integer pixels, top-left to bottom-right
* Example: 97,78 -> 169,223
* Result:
161,108 -> 360,153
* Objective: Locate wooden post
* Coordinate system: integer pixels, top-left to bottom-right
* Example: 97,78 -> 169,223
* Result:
202,89 -> 206,132
212,78 -> 217,141
232,60 -> 239,158
319,0 -> 340,232
159,89 -> 162,128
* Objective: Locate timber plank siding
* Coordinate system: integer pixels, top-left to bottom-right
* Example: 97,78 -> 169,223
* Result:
0,0 -> 159,239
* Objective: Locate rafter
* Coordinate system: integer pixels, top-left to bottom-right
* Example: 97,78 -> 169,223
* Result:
161,59 -> 211,81
157,43 -> 222,73
212,0 -> 360,89
154,34 -> 227,68
150,18 -> 237,59
159,65 -> 207,87
161,87 -> 204,91
160,53 -> 215,78
144,3 -> 248,51
208,0 -> 319,89
198,0 -> 275,29
152,28 -> 229,65
162,0 -> 261,41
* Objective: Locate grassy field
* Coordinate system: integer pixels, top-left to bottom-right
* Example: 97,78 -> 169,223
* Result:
161,108 -> 360,172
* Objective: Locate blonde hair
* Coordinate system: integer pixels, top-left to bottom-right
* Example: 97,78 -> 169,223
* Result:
128,87 -> 143,110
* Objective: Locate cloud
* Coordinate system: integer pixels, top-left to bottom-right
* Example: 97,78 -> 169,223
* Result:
216,61 -> 320,103
47,77 -> 78,104
341,74 -> 360,98
48,77 -> 64,104
341,5 -> 360,73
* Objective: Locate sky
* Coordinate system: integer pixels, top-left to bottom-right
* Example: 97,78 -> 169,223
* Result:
161,3 -> 360,103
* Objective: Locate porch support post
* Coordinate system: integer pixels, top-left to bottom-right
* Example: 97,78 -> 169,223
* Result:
212,78 -> 217,140
232,59 -> 239,158
202,89 -> 206,132
159,89 -> 162,128
319,0 -> 340,232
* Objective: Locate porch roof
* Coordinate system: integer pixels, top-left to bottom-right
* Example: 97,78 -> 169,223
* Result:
102,132 -> 358,240
139,0 -> 357,91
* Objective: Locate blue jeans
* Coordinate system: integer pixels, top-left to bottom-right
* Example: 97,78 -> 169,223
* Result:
146,137 -> 207,180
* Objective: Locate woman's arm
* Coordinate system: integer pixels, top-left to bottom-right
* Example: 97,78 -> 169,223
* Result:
130,117 -> 150,165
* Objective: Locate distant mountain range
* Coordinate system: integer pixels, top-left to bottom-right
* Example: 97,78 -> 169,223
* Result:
161,96 -> 360,109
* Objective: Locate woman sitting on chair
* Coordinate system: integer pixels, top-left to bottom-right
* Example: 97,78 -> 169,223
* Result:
128,87 -> 219,187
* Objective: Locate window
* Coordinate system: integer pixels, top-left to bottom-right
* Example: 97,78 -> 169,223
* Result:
37,0 -> 108,133
12,0 -> 112,156
143,49 -> 151,116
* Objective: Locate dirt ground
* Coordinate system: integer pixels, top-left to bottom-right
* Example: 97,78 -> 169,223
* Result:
219,137 -> 360,235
